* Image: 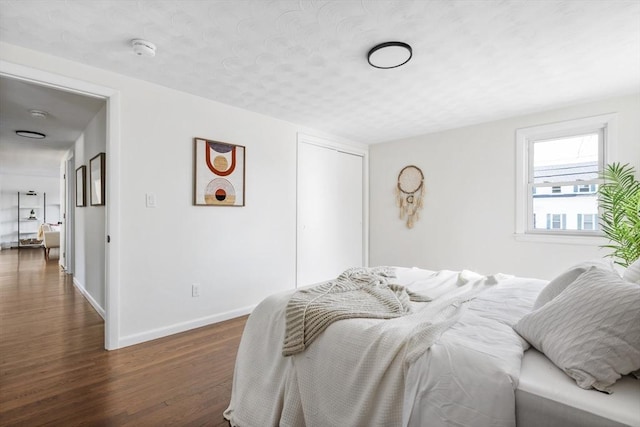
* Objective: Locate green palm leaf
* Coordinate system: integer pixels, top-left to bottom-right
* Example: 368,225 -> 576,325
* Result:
598,162 -> 640,267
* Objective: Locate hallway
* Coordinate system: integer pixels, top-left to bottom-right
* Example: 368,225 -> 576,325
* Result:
0,249 -> 245,426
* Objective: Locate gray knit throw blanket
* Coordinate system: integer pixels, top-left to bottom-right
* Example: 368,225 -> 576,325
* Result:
282,267 -> 432,356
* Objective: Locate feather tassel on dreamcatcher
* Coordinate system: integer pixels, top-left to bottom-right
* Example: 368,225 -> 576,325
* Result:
396,165 -> 425,228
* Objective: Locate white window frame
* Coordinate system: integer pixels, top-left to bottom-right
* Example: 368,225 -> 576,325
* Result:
515,113 -> 616,245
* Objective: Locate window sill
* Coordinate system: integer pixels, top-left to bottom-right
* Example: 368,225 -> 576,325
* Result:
513,233 -> 607,246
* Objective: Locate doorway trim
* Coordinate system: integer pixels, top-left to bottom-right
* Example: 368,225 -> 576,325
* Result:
0,60 -> 121,350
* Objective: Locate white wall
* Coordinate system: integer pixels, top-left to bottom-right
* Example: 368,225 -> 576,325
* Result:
0,42 -> 364,347
116,84 -> 300,343
370,93 -> 640,280
73,105 -> 107,310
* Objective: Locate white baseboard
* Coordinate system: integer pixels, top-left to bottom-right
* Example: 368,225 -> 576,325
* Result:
72,277 -> 106,319
117,304 -> 256,349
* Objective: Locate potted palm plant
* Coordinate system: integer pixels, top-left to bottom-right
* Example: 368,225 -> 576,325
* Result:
598,162 -> 640,267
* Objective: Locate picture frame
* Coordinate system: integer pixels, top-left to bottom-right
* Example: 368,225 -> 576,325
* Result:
194,138 -> 245,206
90,153 -> 106,206
75,165 -> 86,207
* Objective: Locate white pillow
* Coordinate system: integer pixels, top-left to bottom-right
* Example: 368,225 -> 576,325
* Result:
533,259 -> 615,310
514,267 -> 640,393
623,257 -> 640,284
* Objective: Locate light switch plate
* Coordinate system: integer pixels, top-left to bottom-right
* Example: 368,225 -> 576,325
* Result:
146,192 -> 156,208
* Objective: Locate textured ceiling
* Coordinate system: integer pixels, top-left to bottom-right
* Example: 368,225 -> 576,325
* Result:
0,0 -> 639,145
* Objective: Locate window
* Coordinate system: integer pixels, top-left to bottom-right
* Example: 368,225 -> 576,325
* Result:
516,114 -> 615,239
578,213 -> 598,231
574,184 -> 596,193
547,213 -> 566,230
530,133 -> 601,234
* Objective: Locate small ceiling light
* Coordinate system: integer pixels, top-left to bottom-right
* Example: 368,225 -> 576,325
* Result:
29,109 -> 48,119
367,41 -> 412,69
16,130 -> 46,139
131,39 -> 156,57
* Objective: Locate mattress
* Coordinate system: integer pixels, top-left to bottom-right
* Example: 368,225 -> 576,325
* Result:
516,349 -> 640,427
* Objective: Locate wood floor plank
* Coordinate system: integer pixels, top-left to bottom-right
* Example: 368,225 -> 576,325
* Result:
0,249 -> 246,426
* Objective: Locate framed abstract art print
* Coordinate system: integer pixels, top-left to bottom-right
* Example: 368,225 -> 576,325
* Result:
193,138 -> 245,206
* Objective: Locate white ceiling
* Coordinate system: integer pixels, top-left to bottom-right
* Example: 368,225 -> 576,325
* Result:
0,77 -> 105,176
0,1 -> 639,157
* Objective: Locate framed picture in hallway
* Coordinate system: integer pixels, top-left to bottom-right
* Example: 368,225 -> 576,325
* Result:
193,137 -> 245,206
90,153 -> 106,206
76,165 -> 86,207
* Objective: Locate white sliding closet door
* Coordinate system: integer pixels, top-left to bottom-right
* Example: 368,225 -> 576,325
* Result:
297,139 -> 364,287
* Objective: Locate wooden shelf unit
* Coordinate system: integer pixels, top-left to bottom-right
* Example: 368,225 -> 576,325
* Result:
17,191 -> 46,249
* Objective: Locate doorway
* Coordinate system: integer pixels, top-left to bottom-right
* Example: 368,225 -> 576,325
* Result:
0,60 -> 121,350
296,134 -> 368,287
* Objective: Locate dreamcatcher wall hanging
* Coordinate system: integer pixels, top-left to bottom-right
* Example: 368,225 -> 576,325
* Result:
396,165 -> 425,228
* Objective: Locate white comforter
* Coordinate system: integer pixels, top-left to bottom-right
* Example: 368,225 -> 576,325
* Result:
224,267 -> 546,427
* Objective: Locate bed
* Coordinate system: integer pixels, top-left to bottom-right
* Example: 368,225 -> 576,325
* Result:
224,264 -> 640,427
518,349 -> 639,427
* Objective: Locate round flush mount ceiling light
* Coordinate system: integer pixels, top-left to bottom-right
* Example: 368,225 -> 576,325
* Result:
29,109 -> 48,119
131,39 -> 156,57
16,130 -> 46,139
367,41 -> 412,69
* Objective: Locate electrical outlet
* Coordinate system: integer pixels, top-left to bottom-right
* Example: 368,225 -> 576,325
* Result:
192,283 -> 200,297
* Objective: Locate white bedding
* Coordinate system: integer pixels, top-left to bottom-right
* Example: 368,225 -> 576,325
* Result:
224,267 -> 547,427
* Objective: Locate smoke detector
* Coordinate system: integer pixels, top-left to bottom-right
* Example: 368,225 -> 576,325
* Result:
131,39 -> 156,57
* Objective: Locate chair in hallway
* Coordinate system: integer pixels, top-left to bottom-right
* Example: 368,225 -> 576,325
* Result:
41,225 -> 60,261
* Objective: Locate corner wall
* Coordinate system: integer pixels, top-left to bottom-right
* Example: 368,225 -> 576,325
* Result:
0,42 -> 364,348
370,93 -> 640,279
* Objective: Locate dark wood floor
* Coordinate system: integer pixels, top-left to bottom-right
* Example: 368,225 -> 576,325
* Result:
0,248 -> 247,426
